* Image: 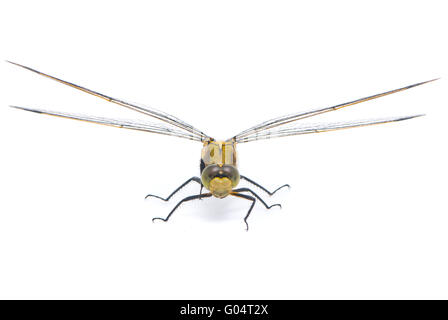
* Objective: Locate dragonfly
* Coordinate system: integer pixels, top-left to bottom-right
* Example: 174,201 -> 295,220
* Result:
8,61 -> 437,230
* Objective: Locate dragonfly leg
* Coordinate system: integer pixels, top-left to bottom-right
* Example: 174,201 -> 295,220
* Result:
231,193 -> 256,231
152,193 -> 212,223
233,187 -> 281,210
240,175 -> 290,196
145,176 -> 202,201
199,184 -> 204,200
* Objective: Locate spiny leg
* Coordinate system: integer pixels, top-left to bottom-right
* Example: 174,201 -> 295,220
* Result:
231,193 -> 256,231
152,193 -> 212,223
145,176 -> 202,201
240,175 -> 290,196
233,187 -> 281,210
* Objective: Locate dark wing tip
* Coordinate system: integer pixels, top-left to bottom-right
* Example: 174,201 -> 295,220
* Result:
9,105 -> 43,114
403,78 -> 439,91
6,60 -> 37,72
423,78 -> 440,84
398,114 -> 425,121
6,60 -> 22,67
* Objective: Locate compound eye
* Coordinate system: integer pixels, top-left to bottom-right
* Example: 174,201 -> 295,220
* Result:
229,170 -> 240,187
222,165 -> 240,187
201,164 -> 240,190
201,165 -> 220,189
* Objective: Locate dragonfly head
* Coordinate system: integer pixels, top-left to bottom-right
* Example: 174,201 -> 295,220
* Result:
201,164 -> 240,198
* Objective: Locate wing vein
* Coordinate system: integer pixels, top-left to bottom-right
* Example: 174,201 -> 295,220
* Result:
236,114 -> 424,143
232,79 -> 437,140
10,105 -> 202,141
7,61 -> 210,141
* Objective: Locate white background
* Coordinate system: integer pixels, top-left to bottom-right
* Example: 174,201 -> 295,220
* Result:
0,0 -> 447,299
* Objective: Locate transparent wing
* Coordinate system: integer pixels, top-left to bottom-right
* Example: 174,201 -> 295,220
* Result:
236,114 -> 424,143
10,105 -> 203,141
7,61 -> 210,141
232,79 -> 437,141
